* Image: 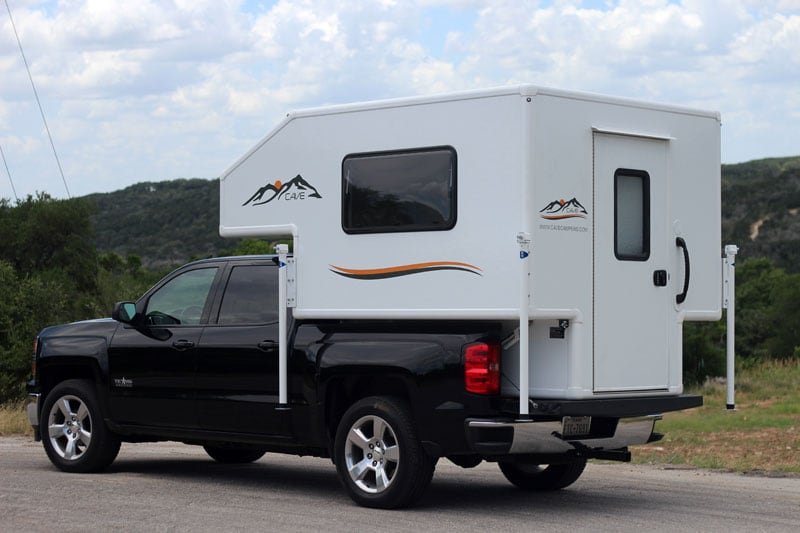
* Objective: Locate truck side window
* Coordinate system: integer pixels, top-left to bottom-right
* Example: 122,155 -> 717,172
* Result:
145,267 -> 218,326
614,168 -> 650,261
217,265 -> 278,325
342,146 -> 457,234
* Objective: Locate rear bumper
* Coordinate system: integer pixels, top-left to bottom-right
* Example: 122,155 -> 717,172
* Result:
467,415 -> 660,456
466,394 -> 702,457
502,394 -> 703,418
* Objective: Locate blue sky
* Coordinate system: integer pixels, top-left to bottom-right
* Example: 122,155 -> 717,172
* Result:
1,0 -> 798,199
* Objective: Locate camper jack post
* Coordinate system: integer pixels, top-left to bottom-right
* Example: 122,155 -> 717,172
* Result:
517,232 -> 531,418
276,243 -> 289,408
724,244 -> 739,411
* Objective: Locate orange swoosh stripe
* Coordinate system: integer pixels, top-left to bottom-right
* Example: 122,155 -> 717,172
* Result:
329,261 -> 482,280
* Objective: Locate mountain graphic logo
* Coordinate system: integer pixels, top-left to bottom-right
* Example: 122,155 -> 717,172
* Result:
539,197 -> 588,220
243,174 -> 322,206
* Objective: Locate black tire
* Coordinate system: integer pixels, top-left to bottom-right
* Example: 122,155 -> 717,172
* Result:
334,396 -> 435,509
40,379 -> 121,473
203,445 -> 267,464
498,457 -> 587,491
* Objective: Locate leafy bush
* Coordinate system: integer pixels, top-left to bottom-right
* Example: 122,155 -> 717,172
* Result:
683,321 -> 726,386
0,196 -> 108,401
682,257 -> 800,385
0,261 -> 70,400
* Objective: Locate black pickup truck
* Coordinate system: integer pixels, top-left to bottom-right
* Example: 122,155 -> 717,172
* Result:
27,254 -> 700,508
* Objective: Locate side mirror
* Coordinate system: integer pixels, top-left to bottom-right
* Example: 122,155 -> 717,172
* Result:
112,301 -> 138,324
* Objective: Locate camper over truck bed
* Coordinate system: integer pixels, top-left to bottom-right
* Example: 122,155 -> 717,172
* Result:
27,85 -> 726,509
220,84 -> 722,402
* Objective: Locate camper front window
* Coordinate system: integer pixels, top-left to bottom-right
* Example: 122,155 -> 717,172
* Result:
341,146 -> 457,234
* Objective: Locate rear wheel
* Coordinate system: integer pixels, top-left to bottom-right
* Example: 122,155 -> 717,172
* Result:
498,457 -> 587,491
203,445 -> 267,464
334,396 -> 435,509
40,379 -> 120,473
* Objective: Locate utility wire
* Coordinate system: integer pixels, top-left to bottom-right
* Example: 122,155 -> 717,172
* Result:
4,0 -> 71,198
0,144 -> 19,202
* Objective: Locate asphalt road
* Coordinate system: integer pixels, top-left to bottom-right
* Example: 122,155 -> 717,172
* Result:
1,436 -> 798,532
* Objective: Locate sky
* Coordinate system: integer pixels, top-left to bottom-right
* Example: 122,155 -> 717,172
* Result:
0,0 -> 798,200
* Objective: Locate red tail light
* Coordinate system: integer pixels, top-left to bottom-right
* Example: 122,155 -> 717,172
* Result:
464,342 -> 500,395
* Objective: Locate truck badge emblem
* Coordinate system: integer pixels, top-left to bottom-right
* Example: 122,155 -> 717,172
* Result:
114,377 -> 133,388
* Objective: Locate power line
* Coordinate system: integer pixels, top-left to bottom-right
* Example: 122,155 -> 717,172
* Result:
0,144 -> 19,202
4,0 -> 71,198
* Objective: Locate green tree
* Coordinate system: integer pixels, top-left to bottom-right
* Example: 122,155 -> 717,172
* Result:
0,194 -> 99,401
95,253 -> 163,316
683,321 -> 726,386
0,261 -> 71,400
735,257 -> 787,360
223,238 -> 275,256
681,256 -> 800,384
0,193 -> 97,293
765,272 -> 800,359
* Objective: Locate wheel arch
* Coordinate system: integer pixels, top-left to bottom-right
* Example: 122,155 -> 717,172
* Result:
323,372 -> 414,451
38,357 -> 108,420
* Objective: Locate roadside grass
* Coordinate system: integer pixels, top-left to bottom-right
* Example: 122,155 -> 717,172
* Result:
633,359 -> 800,473
0,402 -> 32,437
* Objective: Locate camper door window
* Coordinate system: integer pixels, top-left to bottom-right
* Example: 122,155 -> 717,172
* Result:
614,169 -> 651,261
341,146 -> 457,234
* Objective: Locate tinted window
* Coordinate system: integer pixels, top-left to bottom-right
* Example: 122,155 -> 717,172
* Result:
145,267 -> 218,325
217,265 -> 277,324
342,146 -> 456,234
614,169 -> 650,261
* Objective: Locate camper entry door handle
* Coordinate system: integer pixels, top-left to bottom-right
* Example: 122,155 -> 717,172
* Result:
675,237 -> 690,304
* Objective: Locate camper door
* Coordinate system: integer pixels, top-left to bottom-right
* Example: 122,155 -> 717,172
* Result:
593,133 -> 672,392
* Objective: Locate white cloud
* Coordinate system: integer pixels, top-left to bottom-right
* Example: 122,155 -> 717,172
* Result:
0,0 -> 798,200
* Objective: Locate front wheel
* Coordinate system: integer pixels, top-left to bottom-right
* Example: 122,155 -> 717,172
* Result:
334,396 -> 435,509
498,457 -> 587,491
40,379 -> 121,473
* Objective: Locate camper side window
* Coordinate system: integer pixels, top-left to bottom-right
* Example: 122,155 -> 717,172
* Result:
614,169 -> 650,261
341,146 -> 456,234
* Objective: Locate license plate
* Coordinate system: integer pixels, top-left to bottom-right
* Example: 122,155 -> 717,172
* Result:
562,416 -> 592,437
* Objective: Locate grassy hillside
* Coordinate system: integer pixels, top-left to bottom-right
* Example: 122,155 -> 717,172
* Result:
84,178 -> 236,269
722,156 -> 800,272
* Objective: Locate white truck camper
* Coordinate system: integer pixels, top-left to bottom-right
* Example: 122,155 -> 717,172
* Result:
220,85 -> 734,416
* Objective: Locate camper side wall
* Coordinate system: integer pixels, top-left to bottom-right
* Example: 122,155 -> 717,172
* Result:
221,92 -> 531,318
